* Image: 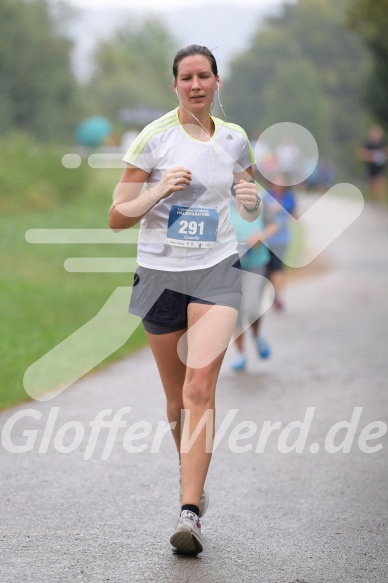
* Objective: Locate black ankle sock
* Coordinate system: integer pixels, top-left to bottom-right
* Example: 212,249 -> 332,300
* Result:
181,504 -> 199,516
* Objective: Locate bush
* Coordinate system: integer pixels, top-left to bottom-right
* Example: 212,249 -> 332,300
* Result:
0,133 -> 91,212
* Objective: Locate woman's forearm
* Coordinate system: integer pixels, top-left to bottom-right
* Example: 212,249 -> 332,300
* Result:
109,185 -> 161,231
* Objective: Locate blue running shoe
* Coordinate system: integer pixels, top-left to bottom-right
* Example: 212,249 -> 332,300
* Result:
231,354 -> 247,371
256,336 -> 271,359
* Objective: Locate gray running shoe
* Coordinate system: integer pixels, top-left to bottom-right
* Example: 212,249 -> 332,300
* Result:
179,476 -> 209,517
170,510 -> 203,555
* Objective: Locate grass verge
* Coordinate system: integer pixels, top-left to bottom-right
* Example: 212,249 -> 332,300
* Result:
0,168 -> 146,410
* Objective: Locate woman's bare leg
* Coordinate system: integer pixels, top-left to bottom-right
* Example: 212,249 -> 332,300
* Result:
145,328 -> 187,452
179,303 -> 238,507
146,303 -> 237,509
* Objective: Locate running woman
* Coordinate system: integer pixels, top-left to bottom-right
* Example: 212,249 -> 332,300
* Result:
109,45 -> 262,555
358,124 -> 388,203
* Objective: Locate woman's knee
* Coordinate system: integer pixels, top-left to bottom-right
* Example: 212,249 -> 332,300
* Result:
183,377 -> 215,407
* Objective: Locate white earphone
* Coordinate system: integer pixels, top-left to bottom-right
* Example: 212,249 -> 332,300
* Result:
216,82 -> 220,90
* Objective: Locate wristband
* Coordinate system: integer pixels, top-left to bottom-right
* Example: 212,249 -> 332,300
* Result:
243,194 -> 261,214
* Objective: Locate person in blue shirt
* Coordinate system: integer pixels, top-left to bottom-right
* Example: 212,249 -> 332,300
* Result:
229,197 -> 279,371
264,176 -> 297,310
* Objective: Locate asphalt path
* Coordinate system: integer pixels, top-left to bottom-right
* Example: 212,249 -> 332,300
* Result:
1,193 -> 388,582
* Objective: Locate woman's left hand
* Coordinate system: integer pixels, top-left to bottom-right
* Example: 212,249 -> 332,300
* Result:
233,180 -> 258,210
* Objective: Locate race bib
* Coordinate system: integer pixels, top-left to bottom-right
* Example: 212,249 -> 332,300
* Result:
166,206 -> 219,248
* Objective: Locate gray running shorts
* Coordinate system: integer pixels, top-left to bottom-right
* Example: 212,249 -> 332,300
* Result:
129,254 -> 242,334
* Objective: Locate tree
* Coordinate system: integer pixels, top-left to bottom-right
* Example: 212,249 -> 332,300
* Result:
221,29 -> 301,134
260,59 -> 332,155
222,0 -> 370,175
87,17 -> 178,122
348,0 -> 388,125
0,0 -> 80,140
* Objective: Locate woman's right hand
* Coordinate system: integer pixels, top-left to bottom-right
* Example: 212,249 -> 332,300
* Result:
109,165 -> 192,231
153,166 -> 192,201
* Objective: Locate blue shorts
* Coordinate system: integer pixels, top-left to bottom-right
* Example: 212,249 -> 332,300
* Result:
129,254 -> 242,334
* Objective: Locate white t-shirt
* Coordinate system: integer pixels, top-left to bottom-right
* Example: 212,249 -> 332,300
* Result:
123,108 -> 255,271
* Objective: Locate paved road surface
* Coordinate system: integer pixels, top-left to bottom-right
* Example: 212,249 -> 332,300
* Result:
1,194 -> 387,582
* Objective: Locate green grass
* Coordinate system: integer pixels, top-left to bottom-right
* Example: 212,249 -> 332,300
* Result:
0,168 -> 147,410
284,218 -> 305,269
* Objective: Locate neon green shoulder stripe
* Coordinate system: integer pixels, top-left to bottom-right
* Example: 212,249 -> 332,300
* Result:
125,111 -> 178,161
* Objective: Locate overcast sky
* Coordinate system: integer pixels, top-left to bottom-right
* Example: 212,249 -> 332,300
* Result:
67,0 -> 289,12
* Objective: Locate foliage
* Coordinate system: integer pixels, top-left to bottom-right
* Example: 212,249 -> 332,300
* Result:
86,17 -> 179,122
260,58 -> 332,155
222,0 -> 370,176
0,0 -> 80,141
0,134 -> 90,212
348,1 -> 388,52
348,0 -> 388,125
